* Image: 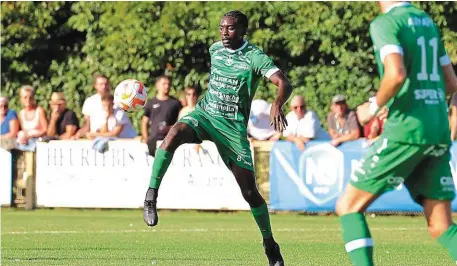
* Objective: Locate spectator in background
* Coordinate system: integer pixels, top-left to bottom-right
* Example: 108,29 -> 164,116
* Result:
17,85 -> 48,151
449,92 -> 457,140
247,99 -> 280,141
327,94 -> 361,147
178,86 -> 201,119
74,74 -> 110,139
86,93 -> 137,139
0,96 -> 19,139
283,95 -> 329,150
47,92 -> 79,140
142,76 -> 181,156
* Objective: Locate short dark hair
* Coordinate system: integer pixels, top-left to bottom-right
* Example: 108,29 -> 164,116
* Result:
185,85 -> 202,96
156,75 -> 170,83
101,93 -> 114,102
224,10 -> 249,34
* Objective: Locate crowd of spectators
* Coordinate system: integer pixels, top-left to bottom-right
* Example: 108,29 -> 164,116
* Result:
1,74 -> 457,154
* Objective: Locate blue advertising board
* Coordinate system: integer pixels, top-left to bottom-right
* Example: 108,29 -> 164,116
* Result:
269,140 -> 457,212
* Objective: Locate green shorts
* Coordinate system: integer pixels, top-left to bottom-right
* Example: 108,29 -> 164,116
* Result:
351,137 -> 455,204
179,109 -> 254,171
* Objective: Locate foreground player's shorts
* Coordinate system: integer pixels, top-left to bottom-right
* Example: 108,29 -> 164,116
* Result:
351,137 -> 455,203
179,108 -> 254,172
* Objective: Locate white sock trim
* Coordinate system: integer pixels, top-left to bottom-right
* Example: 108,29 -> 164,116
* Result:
345,238 -> 373,253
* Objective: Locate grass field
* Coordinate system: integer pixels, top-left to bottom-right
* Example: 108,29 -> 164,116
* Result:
1,209 -> 456,266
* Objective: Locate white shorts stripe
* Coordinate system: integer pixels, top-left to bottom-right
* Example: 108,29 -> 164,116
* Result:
380,44 -> 404,63
440,55 -> 451,66
345,238 -> 373,253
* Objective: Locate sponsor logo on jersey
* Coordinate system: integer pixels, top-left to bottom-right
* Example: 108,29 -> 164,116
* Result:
204,100 -> 238,120
414,89 -> 445,105
225,57 -> 234,66
408,17 -> 434,28
440,176 -> 455,192
234,63 -> 250,71
387,176 -> 404,187
208,88 -> 239,103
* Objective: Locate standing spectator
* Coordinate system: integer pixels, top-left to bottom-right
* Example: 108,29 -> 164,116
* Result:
142,76 -> 181,156
283,95 -> 329,150
47,92 -> 79,140
178,86 -> 201,119
74,74 -> 110,138
327,94 -> 361,147
247,99 -> 280,141
86,94 -> 137,139
17,85 -> 48,151
0,96 -> 19,139
449,92 -> 457,140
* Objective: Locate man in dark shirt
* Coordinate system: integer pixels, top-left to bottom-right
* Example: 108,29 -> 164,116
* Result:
47,92 -> 79,139
142,76 -> 181,156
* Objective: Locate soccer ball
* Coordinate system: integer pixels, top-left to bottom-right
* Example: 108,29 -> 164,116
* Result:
114,79 -> 148,112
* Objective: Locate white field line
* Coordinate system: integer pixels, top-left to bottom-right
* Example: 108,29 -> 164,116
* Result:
2,227 -> 426,235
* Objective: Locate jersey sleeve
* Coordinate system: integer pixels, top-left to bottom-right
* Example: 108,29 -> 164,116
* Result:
437,35 -> 451,66
370,16 -> 403,63
251,50 -> 280,79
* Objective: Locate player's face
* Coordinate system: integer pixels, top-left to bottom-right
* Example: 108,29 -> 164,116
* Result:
94,77 -> 110,94
156,78 -> 171,95
219,16 -> 244,49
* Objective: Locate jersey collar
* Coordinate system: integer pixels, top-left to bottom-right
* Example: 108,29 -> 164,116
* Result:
225,40 -> 248,53
384,2 -> 411,14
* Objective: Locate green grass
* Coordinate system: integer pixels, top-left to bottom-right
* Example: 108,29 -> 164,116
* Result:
1,209 -> 455,266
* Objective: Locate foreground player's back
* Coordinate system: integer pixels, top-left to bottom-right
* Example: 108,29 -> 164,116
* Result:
370,3 -> 450,145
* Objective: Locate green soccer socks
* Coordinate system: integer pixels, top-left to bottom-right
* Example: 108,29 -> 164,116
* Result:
438,223 -> 457,262
340,213 -> 374,266
251,203 -> 273,239
149,147 -> 174,189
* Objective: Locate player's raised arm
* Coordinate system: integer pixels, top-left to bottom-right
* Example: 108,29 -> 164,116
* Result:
269,71 -> 293,133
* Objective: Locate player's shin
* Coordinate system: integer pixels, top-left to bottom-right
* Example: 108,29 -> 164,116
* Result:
340,213 -> 374,266
149,147 -> 174,189
251,203 -> 273,239
438,224 -> 457,262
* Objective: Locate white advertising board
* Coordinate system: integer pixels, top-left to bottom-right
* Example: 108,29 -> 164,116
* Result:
36,140 -> 249,210
0,148 -> 12,205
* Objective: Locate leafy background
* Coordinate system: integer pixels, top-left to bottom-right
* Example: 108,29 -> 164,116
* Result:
2,1 -> 456,131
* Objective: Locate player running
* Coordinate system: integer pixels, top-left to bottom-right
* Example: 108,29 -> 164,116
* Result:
336,1 -> 457,265
143,10 -> 292,266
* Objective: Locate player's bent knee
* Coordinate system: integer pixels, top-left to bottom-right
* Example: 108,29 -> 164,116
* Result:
335,197 -> 363,216
241,189 -> 263,205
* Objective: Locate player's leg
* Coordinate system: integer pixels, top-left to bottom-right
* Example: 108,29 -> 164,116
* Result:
144,121 -> 200,226
405,145 -> 457,262
336,138 -> 422,266
230,163 -> 284,266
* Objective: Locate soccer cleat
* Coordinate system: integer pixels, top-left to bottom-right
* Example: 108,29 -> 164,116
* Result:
263,238 -> 285,266
143,188 -> 159,227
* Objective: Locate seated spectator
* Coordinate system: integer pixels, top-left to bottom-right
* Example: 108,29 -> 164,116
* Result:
0,96 -> 19,139
247,99 -> 280,141
363,106 -> 388,140
283,95 -> 329,150
327,94 -> 361,147
142,76 -> 181,156
449,92 -> 457,140
86,93 -> 137,139
47,92 -> 80,140
74,74 -> 110,139
16,85 -> 48,151
179,86 -> 202,119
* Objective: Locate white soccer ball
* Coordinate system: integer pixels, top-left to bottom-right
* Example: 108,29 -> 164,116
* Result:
114,79 -> 148,112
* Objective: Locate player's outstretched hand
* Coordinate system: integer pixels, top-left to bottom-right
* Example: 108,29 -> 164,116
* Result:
356,102 -> 374,126
270,103 -> 288,132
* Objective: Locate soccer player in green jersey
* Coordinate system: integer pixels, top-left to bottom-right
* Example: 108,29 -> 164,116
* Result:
336,2 -> 457,265
143,10 -> 292,266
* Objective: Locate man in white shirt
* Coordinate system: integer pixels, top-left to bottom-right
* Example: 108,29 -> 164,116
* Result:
283,95 -> 329,150
247,99 -> 281,141
74,74 -> 110,138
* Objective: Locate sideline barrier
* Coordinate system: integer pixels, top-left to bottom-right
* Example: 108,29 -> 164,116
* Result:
0,148 -> 13,205
269,140 -> 457,212
35,140 -> 249,210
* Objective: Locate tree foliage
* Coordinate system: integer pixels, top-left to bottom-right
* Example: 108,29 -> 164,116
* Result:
2,1 -> 456,130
